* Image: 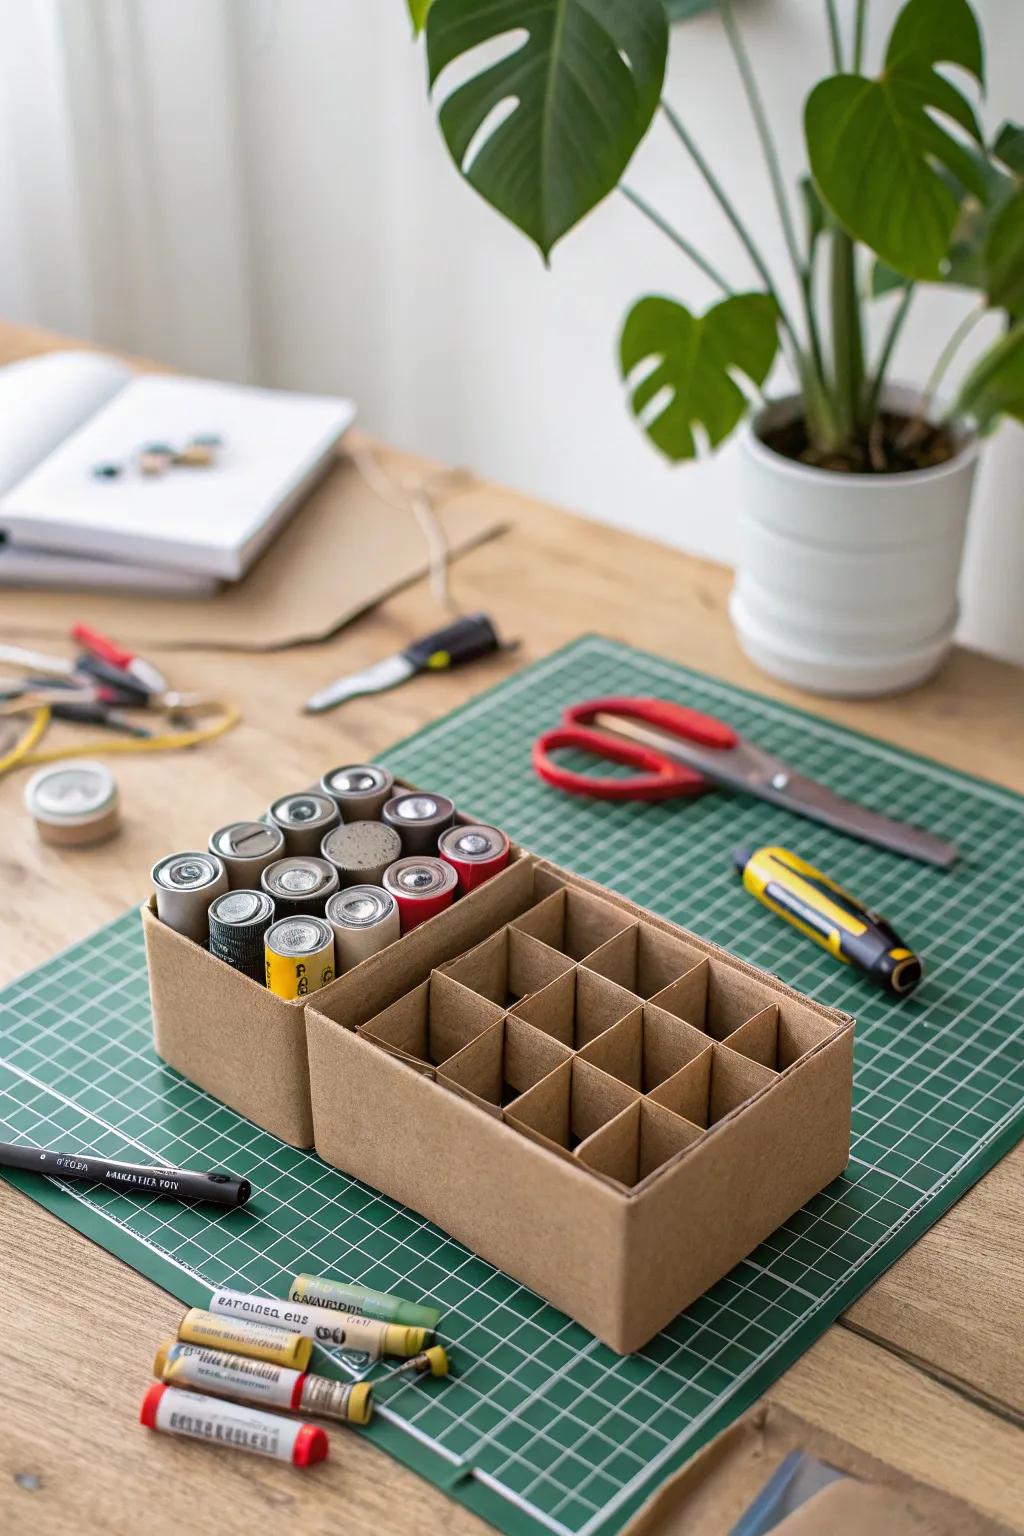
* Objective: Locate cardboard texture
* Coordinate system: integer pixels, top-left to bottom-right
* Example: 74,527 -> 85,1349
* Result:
145,804 -> 854,1351
621,1402 -> 1012,1535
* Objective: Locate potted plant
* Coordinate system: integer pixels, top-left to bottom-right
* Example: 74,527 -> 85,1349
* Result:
402,0 -> 1023,696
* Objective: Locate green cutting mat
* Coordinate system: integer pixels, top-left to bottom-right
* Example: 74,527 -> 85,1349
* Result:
2,636 -> 1022,1536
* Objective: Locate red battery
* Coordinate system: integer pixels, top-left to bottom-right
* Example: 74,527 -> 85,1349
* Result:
438,824 -> 510,894
382,857 -> 458,932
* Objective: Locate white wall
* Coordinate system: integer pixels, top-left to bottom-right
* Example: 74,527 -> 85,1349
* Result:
2,0 -> 1022,664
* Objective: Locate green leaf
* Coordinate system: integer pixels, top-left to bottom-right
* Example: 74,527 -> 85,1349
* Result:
619,293 -> 778,461
664,0 -> 717,19
425,0 -> 668,259
407,0 -> 434,33
805,0 -> 986,280
871,261 -> 909,298
985,188 -> 1024,317
955,324 -> 1024,429
993,121 -> 1024,177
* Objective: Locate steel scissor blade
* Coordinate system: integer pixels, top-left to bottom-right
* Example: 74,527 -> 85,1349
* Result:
594,713 -> 958,869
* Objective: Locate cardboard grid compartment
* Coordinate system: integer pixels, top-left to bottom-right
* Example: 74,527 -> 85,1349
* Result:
2,636 -> 1023,1536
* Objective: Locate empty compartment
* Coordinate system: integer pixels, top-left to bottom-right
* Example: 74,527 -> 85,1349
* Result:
726,997 -> 845,1069
512,966 -> 641,1050
504,1057 -> 639,1159
649,1040 -> 776,1128
650,957 -> 783,1043
358,971 -> 502,1074
437,1014 -> 573,1116
439,925 -> 573,1007
577,1001 -> 710,1092
583,922 -> 705,999
510,885 -> 634,960
575,1098 -> 703,1189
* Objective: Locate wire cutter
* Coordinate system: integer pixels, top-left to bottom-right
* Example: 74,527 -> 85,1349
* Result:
532,696 -> 956,868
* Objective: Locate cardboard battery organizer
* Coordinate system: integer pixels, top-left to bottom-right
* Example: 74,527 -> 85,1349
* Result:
145,822 -> 854,1354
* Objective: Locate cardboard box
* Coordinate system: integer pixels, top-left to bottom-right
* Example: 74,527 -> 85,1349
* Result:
145,811 -> 853,1352
304,857 -> 853,1353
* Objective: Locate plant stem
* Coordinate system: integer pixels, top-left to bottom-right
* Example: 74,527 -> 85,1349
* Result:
618,184 -> 732,295
825,0 -> 843,70
830,227 -> 866,436
920,302 -> 987,417
951,323 -> 1024,424
853,0 -> 868,73
865,282 -> 914,421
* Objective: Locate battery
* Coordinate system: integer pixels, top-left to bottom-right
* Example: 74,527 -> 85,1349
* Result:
209,890 -> 276,982
381,792 -> 456,855
151,851 -> 228,943
319,763 -> 394,821
438,823 -> 510,894
153,1339 -> 373,1424
265,916 -> 335,998
324,886 -> 400,970
382,857 -> 458,932
178,1308 -> 311,1370
261,857 -> 339,917
320,821 -> 402,887
208,1286 -> 426,1360
208,820 -> 285,888
140,1383 -> 328,1467
290,1272 -> 440,1331
267,791 -> 340,856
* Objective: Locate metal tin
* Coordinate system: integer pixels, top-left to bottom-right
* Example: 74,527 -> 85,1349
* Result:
260,857 -> 339,918
151,852 -> 229,943
320,820 -> 402,887
209,889 -> 276,983
209,820 -> 285,888
267,792 -> 340,856
381,792 -> 456,856
438,823 -> 510,894
319,763 -> 394,822
24,759 -> 120,848
324,886 -> 400,970
265,916 -> 335,999
382,857 -> 458,932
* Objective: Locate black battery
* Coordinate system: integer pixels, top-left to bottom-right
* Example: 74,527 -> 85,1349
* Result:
208,890 -> 276,982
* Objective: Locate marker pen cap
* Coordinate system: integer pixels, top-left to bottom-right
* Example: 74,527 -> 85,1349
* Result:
385,1325 -> 427,1357
345,1384 -> 373,1425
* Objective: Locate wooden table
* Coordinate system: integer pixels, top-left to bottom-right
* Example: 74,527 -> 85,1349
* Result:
0,323 -> 1021,1534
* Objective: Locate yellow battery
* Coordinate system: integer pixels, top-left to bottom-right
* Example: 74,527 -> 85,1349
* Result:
264,916 -> 335,999
177,1307 -> 312,1370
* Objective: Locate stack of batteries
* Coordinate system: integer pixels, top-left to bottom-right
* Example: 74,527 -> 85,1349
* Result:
140,1268 -> 449,1470
151,763 -> 511,999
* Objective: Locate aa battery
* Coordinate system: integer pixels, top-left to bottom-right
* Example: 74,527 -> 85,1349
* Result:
290,1273 -> 440,1331
265,917 -> 335,999
208,890 -> 276,982
208,1286 -> 426,1360
261,856 -> 339,917
140,1383 -> 328,1467
320,763 -> 394,821
324,886 -> 401,970
320,820 -> 402,887
267,792 -> 340,856
152,851 -> 228,943
381,792 -> 456,856
178,1308 -> 312,1370
154,1339 -> 373,1424
438,823 -> 510,894
209,820 -> 285,888
382,856 -> 458,932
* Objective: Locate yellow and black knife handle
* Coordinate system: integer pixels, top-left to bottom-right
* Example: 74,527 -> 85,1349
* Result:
733,844 -> 922,998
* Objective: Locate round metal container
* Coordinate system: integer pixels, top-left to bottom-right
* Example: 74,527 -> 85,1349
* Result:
324,885 -> 400,969
382,856 -> 458,932
260,857 -> 339,918
320,821 -> 402,887
209,889 -> 276,982
381,792 -> 455,856
438,823 -> 510,894
264,916 -> 336,998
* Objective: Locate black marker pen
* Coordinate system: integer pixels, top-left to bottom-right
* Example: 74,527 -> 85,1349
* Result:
0,1140 -> 251,1207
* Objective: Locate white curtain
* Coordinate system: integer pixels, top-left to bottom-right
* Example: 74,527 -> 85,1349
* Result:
0,0 -> 1021,664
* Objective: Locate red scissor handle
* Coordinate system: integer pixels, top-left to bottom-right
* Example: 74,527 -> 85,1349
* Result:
532,697 -> 737,803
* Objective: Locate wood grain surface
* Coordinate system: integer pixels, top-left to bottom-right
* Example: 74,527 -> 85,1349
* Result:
0,322 -> 1020,1534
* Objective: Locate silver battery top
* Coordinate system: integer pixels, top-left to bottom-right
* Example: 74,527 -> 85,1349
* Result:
321,764 -> 391,797
439,824 -> 507,861
269,792 -> 337,828
26,760 -> 116,821
209,890 -> 274,927
263,858 -> 335,896
211,821 -> 284,859
152,852 -> 224,891
384,857 -> 457,896
325,886 -> 397,929
390,794 -> 444,822
265,916 -> 333,957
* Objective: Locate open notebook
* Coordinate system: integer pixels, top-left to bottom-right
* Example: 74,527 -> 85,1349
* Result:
0,351 -> 355,587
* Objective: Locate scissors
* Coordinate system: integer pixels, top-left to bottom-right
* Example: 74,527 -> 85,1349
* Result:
532,696 -> 957,869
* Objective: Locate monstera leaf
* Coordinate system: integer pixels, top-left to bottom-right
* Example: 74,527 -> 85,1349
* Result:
425,0 -> 668,258
805,0 -> 986,281
993,121 -> 1024,176
985,189 -> 1024,317
407,0 -> 433,32
620,294 -> 779,461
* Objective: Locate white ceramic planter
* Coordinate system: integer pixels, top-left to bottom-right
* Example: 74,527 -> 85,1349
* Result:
730,387 -> 979,697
